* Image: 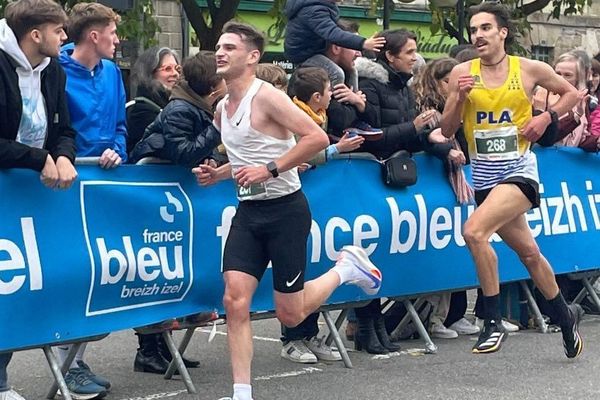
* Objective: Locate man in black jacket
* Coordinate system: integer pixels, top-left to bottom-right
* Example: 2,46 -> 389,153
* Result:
0,0 -> 77,187
0,0 -> 77,398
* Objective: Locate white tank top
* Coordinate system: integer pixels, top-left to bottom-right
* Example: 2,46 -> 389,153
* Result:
218,78 -> 301,201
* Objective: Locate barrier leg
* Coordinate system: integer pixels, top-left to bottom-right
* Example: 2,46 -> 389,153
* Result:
519,281 -> 548,333
324,309 -> 348,347
581,277 -> 600,312
43,346 -> 73,400
389,298 -> 426,341
403,299 -> 437,354
322,311 -> 352,369
45,343 -> 81,399
164,328 -> 195,380
161,332 -> 196,394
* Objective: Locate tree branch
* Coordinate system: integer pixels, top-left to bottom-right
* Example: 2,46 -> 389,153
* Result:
182,0 -> 208,34
518,0 -> 552,16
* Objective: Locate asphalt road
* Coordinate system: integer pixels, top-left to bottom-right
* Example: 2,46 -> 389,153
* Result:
8,309 -> 600,400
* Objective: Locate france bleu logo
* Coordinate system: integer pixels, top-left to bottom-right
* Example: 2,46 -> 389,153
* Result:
82,181 -> 194,316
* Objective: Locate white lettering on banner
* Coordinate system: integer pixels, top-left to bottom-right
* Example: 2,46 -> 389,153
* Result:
97,235 -> 183,287
83,183 -> 193,316
215,180 -> 600,264
0,217 -> 42,295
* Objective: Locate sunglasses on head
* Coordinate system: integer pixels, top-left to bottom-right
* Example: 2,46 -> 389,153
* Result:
156,64 -> 182,74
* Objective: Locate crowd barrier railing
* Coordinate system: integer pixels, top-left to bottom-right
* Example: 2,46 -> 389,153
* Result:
1,147 -> 600,396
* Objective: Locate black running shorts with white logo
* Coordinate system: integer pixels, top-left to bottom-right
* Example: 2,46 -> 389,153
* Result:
223,190 -> 311,293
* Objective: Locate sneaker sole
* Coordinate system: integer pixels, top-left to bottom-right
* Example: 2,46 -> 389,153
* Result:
472,331 -> 507,354
340,245 -> 382,295
280,350 -> 317,364
564,305 -> 584,359
59,390 -> 107,400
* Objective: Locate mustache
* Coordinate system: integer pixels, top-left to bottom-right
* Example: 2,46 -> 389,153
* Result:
475,40 -> 488,46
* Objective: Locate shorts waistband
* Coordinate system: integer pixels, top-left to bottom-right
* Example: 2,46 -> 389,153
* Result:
239,189 -> 303,206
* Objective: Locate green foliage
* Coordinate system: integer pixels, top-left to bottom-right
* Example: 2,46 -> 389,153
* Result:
429,0 -> 592,50
0,0 -> 159,49
118,0 -> 160,48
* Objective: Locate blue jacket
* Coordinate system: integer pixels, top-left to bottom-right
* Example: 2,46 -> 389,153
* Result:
59,43 -> 128,161
284,0 -> 365,64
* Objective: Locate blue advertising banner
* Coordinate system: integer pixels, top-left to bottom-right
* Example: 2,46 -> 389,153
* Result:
0,147 -> 599,352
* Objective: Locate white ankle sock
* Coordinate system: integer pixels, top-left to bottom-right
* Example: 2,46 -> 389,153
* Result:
233,383 -> 252,400
332,258 -> 353,284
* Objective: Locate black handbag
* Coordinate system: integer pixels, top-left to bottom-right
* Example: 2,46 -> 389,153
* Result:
381,150 -> 417,187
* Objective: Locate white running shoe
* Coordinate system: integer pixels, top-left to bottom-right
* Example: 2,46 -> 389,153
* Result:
449,317 -> 481,335
430,321 -> 458,339
336,246 -> 382,295
0,390 -> 26,400
280,340 -> 318,364
475,317 -> 519,333
304,336 -> 342,361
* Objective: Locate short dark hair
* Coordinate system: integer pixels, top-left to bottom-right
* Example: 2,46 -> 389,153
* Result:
222,21 -> 265,56
468,2 -> 514,49
67,2 -> 120,44
376,29 -> 418,63
337,19 -> 359,34
183,51 -> 223,96
289,67 -> 329,103
4,0 -> 67,41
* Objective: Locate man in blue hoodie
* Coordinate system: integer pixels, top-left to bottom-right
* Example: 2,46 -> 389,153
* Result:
0,0 -> 77,398
60,2 -> 127,168
55,2 -> 125,399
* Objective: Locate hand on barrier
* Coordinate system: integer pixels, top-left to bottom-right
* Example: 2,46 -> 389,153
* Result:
40,154 -> 59,188
193,160 -> 218,186
335,132 -> 364,153
99,148 -> 122,169
55,156 -> 78,189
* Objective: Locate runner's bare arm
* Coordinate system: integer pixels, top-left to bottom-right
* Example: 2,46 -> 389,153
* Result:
261,85 -> 329,173
520,59 -> 578,141
441,63 -> 472,138
524,58 -> 578,117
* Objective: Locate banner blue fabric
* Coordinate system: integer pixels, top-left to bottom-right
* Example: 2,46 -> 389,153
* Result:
0,147 -> 599,352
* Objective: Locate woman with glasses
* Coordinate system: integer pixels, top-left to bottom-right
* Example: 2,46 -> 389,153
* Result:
126,46 -> 181,154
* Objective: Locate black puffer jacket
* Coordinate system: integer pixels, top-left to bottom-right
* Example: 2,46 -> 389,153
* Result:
126,84 -> 170,155
284,0 -> 364,64
129,80 -> 221,167
356,57 -> 451,160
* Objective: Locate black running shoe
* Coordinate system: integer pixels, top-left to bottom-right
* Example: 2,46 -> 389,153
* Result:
562,304 -> 584,359
472,319 -> 507,354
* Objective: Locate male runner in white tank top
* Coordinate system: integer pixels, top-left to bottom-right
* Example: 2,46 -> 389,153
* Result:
193,22 -> 383,400
441,3 -> 583,358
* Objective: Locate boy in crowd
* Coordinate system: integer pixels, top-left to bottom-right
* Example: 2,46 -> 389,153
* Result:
0,0 -> 77,398
284,0 -> 385,88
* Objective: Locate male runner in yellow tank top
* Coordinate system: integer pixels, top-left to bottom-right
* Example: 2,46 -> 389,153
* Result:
441,2 -> 584,357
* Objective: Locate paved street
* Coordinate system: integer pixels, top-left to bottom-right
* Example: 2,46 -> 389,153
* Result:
8,310 -> 600,400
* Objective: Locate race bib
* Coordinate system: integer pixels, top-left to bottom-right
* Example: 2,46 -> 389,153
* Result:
474,126 -> 520,161
236,182 -> 267,199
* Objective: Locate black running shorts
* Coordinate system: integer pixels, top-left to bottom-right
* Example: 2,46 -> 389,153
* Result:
474,176 -> 540,209
223,190 -> 312,293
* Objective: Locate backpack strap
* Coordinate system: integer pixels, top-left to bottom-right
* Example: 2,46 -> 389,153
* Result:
129,96 -> 162,112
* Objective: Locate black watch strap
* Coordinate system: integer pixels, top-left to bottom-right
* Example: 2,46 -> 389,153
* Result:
547,109 -> 559,124
267,161 -> 279,178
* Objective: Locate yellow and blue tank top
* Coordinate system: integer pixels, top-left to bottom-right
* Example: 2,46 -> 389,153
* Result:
462,56 -> 539,190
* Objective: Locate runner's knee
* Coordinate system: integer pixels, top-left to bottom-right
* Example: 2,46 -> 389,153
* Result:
518,244 -> 542,267
463,221 -> 489,247
223,289 -> 252,316
276,307 -> 305,328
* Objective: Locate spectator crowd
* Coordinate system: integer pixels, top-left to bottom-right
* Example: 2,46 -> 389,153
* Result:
1,0 -> 599,399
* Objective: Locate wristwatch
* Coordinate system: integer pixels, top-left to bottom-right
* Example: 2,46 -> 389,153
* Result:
547,109 -> 559,124
266,161 -> 279,178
